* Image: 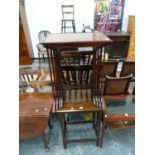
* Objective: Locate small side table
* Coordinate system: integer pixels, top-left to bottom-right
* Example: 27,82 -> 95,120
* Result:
19,93 -> 53,150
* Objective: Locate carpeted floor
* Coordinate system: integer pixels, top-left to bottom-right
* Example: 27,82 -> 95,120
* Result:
19,114 -> 135,155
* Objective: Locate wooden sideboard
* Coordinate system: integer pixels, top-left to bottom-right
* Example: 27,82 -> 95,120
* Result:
105,32 -> 130,59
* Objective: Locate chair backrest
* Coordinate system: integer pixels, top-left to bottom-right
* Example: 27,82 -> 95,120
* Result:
104,74 -> 133,95
61,5 -> 74,20
120,60 -> 135,77
61,64 -> 93,89
19,69 -> 51,92
50,50 -> 96,105
19,70 -> 42,86
38,30 -> 51,43
98,61 -> 118,78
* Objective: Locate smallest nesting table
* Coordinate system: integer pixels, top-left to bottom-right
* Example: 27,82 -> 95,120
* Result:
19,93 -> 53,149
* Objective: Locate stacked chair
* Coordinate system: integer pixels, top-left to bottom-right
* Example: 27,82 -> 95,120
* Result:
61,5 -> 76,33
98,59 -> 135,146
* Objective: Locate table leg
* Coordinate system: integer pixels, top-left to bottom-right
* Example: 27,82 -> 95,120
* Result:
42,131 -> 49,150
58,113 -> 67,149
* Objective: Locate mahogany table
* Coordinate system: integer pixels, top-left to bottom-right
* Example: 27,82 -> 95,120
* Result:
19,93 -> 53,149
41,32 -> 112,148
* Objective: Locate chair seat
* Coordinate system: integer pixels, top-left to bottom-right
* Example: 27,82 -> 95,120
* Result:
56,101 -> 104,113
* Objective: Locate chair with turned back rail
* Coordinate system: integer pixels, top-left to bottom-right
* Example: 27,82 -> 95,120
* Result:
19,69 -> 43,92
99,74 -> 134,146
120,60 -> 135,78
96,60 -> 118,89
36,30 -> 51,64
120,60 -> 135,94
19,68 -> 51,93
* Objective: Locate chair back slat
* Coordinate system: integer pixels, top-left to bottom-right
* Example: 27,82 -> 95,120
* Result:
62,5 -> 74,20
120,60 -> 135,77
104,74 -> 133,95
38,30 -> 51,43
61,65 -> 93,89
98,61 -> 118,78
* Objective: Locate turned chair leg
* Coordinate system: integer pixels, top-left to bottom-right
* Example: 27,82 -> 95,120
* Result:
42,131 -> 49,150
96,112 -> 102,146
38,53 -> 41,65
58,113 -> 67,149
42,54 -> 45,62
48,116 -> 53,134
99,112 -> 105,147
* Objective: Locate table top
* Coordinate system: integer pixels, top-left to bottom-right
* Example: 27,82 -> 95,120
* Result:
19,93 -> 53,117
42,32 -> 112,48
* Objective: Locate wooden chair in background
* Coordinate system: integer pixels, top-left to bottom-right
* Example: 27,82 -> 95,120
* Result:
36,30 -> 51,64
61,5 -> 76,33
120,60 -> 135,78
99,74 -> 134,146
19,69 -> 51,93
120,60 -> 135,94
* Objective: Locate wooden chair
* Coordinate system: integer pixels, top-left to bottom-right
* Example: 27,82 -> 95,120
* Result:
103,74 -> 133,95
120,60 -> 135,94
61,5 -> 76,33
52,51 -> 105,149
120,60 -> 135,78
97,61 -> 118,87
99,74 -> 134,146
19,69 -> 51,93
36,30 -> 51,64
19,69 -> 53,132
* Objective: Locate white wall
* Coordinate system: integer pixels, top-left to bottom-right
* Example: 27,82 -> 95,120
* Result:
25,0 -> 135,58
25,0 -> 94,58
20,1 -> 34,58
122,0 -> 135,31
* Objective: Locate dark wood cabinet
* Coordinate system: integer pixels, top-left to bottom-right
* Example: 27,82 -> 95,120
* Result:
19,14 -> 31,65
105,32 -> 130,59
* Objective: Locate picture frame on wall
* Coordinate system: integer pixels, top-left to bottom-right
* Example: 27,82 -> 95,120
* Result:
94,0 -> 125,32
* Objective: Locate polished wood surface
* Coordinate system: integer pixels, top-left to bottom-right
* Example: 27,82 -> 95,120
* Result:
105,114 -> 135,121
57,101 -> 104,113
42,32 -> 112,48
19,93 -> 53,140
19,14 -> 31,65
20,93 -> 53,117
